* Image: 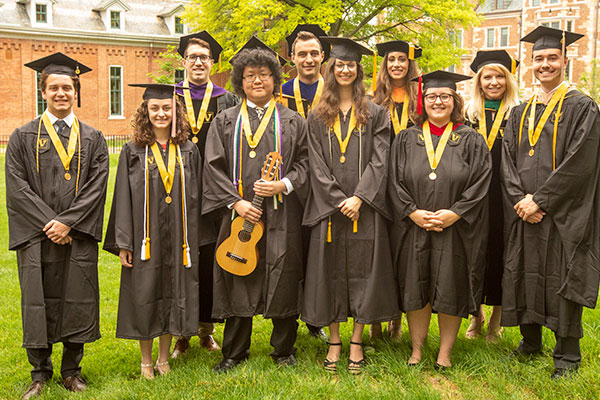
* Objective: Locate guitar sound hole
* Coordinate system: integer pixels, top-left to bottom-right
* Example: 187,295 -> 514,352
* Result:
238,230 -> 251,243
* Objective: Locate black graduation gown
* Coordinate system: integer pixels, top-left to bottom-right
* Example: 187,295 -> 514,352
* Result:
279,94 -> 310,117
467,107 -> 508,306
5,117 -> 109,348
500,90 -> 600,338
103,141 -> 201,340
301,102 -> 401,326
203,103 -> 309,319
389,101 -> 414,140
388,124 -> 492,318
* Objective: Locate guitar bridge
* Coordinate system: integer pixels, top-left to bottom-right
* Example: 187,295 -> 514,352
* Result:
226,251 -> 247,264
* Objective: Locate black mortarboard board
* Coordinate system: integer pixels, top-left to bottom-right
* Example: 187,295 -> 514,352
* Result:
285,24 -> 330,60
25,52 -> 92,107
470,50 -> 519,74
129,83 -> 176,100
411,70 -> 471,114
520,26 -> 583,52
177,30 -> 223,61
323,37 -> 372,62
230,35 -> 287,66
375,40 -> 422,60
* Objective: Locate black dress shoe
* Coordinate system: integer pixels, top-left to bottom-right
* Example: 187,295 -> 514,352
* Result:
22,380 -> 45,400
551,366 -> 579,380
213,358 -> 244,374
307,324 -> 328,341
275,354 -> 297,367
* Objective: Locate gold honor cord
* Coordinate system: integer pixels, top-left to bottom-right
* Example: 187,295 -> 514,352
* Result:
478,98 -> 507,151
519,83 -> 568,157
390,93 -> 410,136
183,79 -> 213,143
293,76 -> 324,119
423,121 -> 453,181
150,141 -> 177,204
240,98 -> 276,158
41,113 -> 79,181
333,107 -> 358,163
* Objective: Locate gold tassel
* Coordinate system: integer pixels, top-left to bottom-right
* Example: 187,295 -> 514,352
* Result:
353,219 -> 358,233
238,179 -> 243,197
142,237 -> 150,260
182,243 -> 189,266
327,217 -> 332,243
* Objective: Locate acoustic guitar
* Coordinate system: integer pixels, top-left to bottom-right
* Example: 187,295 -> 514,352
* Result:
215,151 -> 283,276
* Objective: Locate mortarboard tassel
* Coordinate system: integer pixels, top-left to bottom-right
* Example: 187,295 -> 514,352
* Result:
408,44 -> 415,61
171,91 -> 177,138
327,217 -> 332,243
417,75 -> 423,115
353,219 -> 358,233
141,146 -> 151,261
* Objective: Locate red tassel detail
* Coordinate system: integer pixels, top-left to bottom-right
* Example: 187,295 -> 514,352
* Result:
417,75 -> 423,115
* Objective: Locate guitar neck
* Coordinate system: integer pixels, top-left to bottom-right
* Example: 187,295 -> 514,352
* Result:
242,194 -> 264,232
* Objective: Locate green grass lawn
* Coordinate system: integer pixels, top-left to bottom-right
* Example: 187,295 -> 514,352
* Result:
1,154 -> 599,399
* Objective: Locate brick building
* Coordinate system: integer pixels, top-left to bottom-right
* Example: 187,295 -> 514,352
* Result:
454,0 -> 600,98
0,0 -> 196,136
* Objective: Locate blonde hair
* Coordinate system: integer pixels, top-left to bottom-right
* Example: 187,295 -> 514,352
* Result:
466,64 -> 519,123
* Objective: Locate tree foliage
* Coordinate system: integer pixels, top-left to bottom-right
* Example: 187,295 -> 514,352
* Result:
182,0 -> 481,73
147,45 -> 182,84
579,59 -> 600,104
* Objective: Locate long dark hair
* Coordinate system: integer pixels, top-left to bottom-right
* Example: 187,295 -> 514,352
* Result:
372,53 -> 419,115
413,89 -> 465,126
314,58 -> 370,127
131,98 -> 190,146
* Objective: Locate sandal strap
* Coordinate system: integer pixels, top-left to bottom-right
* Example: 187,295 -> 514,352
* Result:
326,342 -> 342,346
141,363 -> 153,368
155,360 -> 169,367
349,341 -> 363,346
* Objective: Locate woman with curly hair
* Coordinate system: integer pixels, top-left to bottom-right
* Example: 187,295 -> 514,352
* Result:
370,40 -> 421,340
302,37 -> 400,375
104,84 -> 202,379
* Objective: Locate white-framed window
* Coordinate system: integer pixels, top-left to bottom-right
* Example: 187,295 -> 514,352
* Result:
447,65 -> 456,73
449,29 -> 463,48
35,71 -> 47,116
30,1 -> 55,26
110,10 -> 121,29
500,27 -> 509,47
35,3 -> 47,23
542,21 -> 561,29
566,20 -> 574,32
175,16 -> 184,34
565,59 -> 573,82
175,69 -> 185,83
549,0 -> 558,3
487,28 -> 496,48
532,0 -> 540,6
109,65 -> 123,118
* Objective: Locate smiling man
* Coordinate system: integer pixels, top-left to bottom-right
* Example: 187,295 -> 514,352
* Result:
501,26 -> 600,379
6,53 -> 109,398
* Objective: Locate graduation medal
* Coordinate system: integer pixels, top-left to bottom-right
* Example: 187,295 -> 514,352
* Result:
150,141 -> 176,204
293,76 -> 324,119
423,121 -> 453,181
390,92 -> 410,136
183,79 -> 213,145
333,106 -> 357,164
41,113 -> 79,181
240,99 -> 276,159
478,98 -> 507,151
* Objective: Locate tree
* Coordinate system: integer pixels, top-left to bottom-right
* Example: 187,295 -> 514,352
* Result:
579,59 -> 600,104
147,45 -> 183,84
182,0 -> 481,73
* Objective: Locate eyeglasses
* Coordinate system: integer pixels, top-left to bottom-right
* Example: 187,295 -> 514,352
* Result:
424,93 -> 452,103
185,54 -> 211,64
334,62 -> 357,72
243,73 -> 272,82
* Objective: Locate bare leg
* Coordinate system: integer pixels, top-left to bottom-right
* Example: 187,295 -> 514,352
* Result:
406,304 -> 432,364
326,323 -> 342,362
465,306 -> 485,339
486,305 -> 503,343
139,340 -> 154,379
437,313 -> 462,367
156,334 -> 172,375
369,322 -> 383,340
349,322 -> 364,362
388,316 -> 402,339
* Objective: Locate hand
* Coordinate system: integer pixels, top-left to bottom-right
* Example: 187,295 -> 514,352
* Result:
253,180 -> 286,197
57,235 -> 73,246
119,249 -> 133,268
43,219 -> 71,244
431,209 -> 461,229
409,210 -> 443,232
514,194 -> 541,221
233,199 -> 262,224
338,196 -> 362,221
525,210 -> 546,224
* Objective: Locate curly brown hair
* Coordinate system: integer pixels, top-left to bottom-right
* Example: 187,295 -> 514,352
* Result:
413,89 -> 465,126
131,98 -> 190,146
230,49 -> 282,98
372,53 -> 419,115
314,58 -> 370,127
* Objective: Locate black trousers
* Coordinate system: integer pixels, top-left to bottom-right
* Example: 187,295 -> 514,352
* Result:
221,316 -> 297,361
519,323 -> 581,369
26,342 -> 84,381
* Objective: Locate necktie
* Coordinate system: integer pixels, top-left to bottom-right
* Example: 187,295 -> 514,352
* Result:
55,120 -> 67,135
255,107 -> 265,120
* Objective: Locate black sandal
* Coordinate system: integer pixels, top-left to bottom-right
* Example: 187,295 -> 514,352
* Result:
323,342 -> 342,373
348,341 -> 366,375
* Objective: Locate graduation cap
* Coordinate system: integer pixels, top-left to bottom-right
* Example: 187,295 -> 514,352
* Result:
520,26 -> 583,53
25,52 -> 92,107
411,70 -> 471,114
323,37 -> 373,62
375,40 -> 422,61
230,35 -> 287,67
129,83 -> 176,100
177,31 -> 223,63
470,50 -> 519,74
285,23 -> 330,60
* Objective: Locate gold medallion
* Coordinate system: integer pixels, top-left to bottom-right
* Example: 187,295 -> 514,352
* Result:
340,155 -> 346,163
428,171 -> 437,181
64,172 -> 72,181
528,148 -> 534,157
249,150 -> 257,159
192,136 -> 199,144
165,195 -> 172,204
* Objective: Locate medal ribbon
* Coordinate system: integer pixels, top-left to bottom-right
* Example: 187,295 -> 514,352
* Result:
390,93 -> 410,136
183,79 -> 213,137
150,141 -> 176,198
293,76 -> 324,119
522,83 -> 568,150
332,107 -> 357,159
240,98 -> 276,151
41,113 -> 79,174
423,121 -> 453,171
478,98 -> 507,151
